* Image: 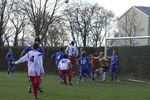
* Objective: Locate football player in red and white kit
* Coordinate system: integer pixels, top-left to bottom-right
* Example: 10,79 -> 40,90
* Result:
14,42 -> 45,99
58,54 -> 72,85
65,41 -> 79,76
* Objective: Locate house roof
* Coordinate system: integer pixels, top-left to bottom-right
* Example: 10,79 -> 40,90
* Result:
119,6 -> 150,20
134,6 -> 150,16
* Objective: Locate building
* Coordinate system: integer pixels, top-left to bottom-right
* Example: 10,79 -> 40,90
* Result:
117,6 -> 150,46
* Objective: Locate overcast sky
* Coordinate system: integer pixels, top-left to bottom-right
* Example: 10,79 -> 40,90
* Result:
83,0 -> 150,17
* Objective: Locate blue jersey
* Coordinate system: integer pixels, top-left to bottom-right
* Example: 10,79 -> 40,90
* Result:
6,52 -> 15,67
77,53 -> 81,59
23,46 -> 45,55
78,56 -> 90,70
51,52 -> 65,67
6,53 -> 14,61
110,55 -> 118,66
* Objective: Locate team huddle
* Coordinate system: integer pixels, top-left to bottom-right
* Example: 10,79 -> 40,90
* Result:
5,38 -> 118,99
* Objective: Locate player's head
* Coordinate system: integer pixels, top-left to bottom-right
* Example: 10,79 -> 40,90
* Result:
81,51 -> 86,57
71,41 -> 74,45
99,52 -> 104,57
33,42 -> 39,50
9,48 -> 12,52
63,54 -> 68,59
80,48 -> 84,52
90,54 -> 94,58
59,47 -> 64,52
112,50 -> 117,55
34,36 -> 41,44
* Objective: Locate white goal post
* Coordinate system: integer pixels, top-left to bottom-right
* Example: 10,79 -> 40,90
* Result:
104,36 -> 150,56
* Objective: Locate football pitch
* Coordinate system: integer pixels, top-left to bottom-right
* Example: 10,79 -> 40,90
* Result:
0,72 -> 150,100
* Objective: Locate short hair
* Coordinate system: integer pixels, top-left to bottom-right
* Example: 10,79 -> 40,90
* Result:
33,42 -> 39,50
59,47 -> 64,51
34,37 -> 41,44
81,51 -> 86,57
99,52 -> 104,55
63,54 -> 68,58
90,54 -> 94,57
9,48 -> 12,52
71,41 -> 74,45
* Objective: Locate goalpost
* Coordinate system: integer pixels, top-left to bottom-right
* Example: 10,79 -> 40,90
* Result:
104,36 -> 150,56
104,35 -> 150,79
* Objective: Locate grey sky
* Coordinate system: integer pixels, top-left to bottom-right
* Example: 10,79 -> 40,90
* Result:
82,0 -> 150,17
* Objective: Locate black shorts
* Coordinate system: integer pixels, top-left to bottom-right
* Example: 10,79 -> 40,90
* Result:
102,67 -> 109,72
91,67 -> 97,73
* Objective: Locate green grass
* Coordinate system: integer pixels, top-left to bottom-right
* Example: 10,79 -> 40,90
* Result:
0,72 -> 150,100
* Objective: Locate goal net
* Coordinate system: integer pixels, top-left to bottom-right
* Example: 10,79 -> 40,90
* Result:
104,36 -> 150,79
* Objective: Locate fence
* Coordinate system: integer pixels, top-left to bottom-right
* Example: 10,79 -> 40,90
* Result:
1,46 -> 150,79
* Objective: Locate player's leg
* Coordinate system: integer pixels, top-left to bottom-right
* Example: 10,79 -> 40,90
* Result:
83,72 -> 87,82
61,70 -> 67,85
94,69 -> 99,79
67,69 -> 72,85
28,79 -> 33,93
69,56 -> 76,77
7,67 -> 11,76
99,68 -> 104,79
56,63 -> 62,83
7,62 -> 11,76
114,66 -> 118,81
30,76 -> 40,98
77,70 -> 84,84
10,64 -> 15,76
110,66 -> 114,81
87,69 -> 96,83
101,67 -> 107,81
11,67 -> 14,76
38,78 -> 43,93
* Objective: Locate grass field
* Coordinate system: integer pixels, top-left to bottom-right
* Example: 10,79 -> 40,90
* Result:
0,72 -> 150,100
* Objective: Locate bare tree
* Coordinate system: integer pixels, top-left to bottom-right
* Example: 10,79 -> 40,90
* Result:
3,27 -> 14,46
10,1 -> 27,46
19,0 -> 68,45
89,7 -> 113,47
64,2 -> 98,47
0,0 -> 14,46
46,18 -> 69,47
63,2 -> 115,47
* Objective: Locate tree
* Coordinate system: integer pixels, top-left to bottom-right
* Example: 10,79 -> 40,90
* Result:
89,8 -> 114,47
19,0 -> 68,45
63,2 -> 115,47
0,0 -> 14,46
64,2 -> 98,47
46,18 -> 69,47
10,1 -> 27,46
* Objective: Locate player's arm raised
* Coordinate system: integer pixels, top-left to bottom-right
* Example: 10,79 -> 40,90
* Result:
15,53 -> 29,64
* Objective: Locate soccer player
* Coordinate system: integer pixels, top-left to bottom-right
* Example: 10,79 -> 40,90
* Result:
6,48 -> 15,76
77,48 -> 84,59
14,42 -> 45,99
65,41 -> 79,76
20,37 -> 44,57
97,52 -> 110,81
89,54 -> 97,78
58,54 -> 72,85
110,50 -> 118,81
20,37 -> 44,93
51,48 -> 65,83
77,51 -> 97,84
